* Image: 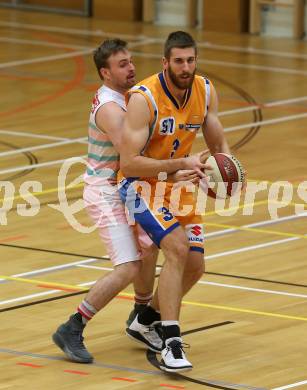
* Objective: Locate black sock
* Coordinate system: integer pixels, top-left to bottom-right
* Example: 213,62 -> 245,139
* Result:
138,306 -> 161,325
162,324 -> 181,341
134,303 -> 147,312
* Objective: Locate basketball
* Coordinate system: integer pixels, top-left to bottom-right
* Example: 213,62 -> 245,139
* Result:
200,153 -> 245,199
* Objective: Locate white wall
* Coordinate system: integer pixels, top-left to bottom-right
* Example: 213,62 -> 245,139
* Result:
155,0 -> 188,26
261,2 -> 307,38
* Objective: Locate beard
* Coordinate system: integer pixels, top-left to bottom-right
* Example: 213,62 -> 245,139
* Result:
167,65 -> 195,90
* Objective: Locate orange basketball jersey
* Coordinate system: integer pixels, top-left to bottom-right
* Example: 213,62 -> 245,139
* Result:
127,71 -> 211,164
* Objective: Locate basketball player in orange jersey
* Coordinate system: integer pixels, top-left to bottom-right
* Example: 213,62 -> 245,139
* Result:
52,38 -> 200,364
119,31 -> 231,372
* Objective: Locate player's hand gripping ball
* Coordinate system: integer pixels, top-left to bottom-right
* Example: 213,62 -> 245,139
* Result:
200,153 -> 245,199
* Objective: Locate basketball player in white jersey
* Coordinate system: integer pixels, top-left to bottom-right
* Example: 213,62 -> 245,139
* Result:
52,39 -> 199,363
52,39 -> 160,363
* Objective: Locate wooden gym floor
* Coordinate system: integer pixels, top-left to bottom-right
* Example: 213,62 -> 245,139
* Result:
0,7 -> 306,390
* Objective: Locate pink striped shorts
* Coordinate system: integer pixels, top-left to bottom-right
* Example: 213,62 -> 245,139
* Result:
83,183 -> 153,266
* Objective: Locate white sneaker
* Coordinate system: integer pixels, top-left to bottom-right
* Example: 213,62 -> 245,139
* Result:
126,314 -> 163,353
160,337 -> 193,372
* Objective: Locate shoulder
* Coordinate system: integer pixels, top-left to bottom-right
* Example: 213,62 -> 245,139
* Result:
97,101 -> 125,119
130,73 -> 159,94
194,74 -> 212,86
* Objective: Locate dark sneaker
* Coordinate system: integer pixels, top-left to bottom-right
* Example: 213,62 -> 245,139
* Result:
160,337 -> 192,372
52,314 -> 93,363
126,304 -> 147,327
126,314 -> 163,353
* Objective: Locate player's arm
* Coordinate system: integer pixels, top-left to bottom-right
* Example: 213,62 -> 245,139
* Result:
202,83 -> 230,155
202,84 -> 247,188
120,93 -> 207,177
95,102 -> 125,152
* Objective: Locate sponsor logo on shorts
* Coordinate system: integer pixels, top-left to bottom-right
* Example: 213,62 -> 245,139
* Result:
189,237 -> 203,243
191,225 -> 202,236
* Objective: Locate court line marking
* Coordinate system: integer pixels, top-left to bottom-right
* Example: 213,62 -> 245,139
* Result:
197,281 -> 307,299
1,193 -> 304,252
0,36 -> 156,51
206,213 -> 307,238
0,36 -> 91,50
0,137 -> 87,157
1,348 -> 263,390
0,155 -> 87,175
1,28 -> 305,384
0,185 -> 302,220
196,41 -> 307,61
205,222 -> 307,240
182,299 -> 307,321
0,21 -> 146,40
1,21 -> 307,61
2,108 -> 307,173
0,347 -> 163,376
212,112 -> 307,134
0,49 -> 93,69
203,199 -> 301,218
206,237 -> 299,259
0,258 -> 99,283
0,38 -> 155,70
0,289 -> 74,306
0,183 -> 84,203
0,129 -> 74,141
77,264 -> 120,272
219,95 -> 307,117
1,33 -> 307,77
197,57 -> 307,77
1,94 -> 306,157
0,274 -> 306,321
0,235 -> 299,305
0,48 -> 87,120
0,213 -> 302,279
0,275 -> 88,291
0,213 -> 303,281
77,264 -> 307,299
272,380 -> 307,390
131,50 -> 307,77
0,184 -> 280,214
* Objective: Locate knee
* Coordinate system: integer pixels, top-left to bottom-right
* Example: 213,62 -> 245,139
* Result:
117,260 -> 141,281
130,260 -> 142,278
194,260 -> 205,281
162,235 -> 190,264
186,254 -> 205,281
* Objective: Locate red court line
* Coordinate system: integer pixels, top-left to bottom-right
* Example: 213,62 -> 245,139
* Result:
83,83 -> 100,91
159,384 -> 185,389
0,32 -> 86,118
112,377 -> 138,383
0,235 -> 28,243
17,362 -> 43,368
63,369 -> 90,376
116,295 -> 134,301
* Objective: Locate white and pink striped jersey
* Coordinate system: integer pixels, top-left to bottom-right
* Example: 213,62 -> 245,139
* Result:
84,85 -> 126,186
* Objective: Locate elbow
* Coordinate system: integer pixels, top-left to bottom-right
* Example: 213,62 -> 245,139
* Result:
120,158 -> 136,177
